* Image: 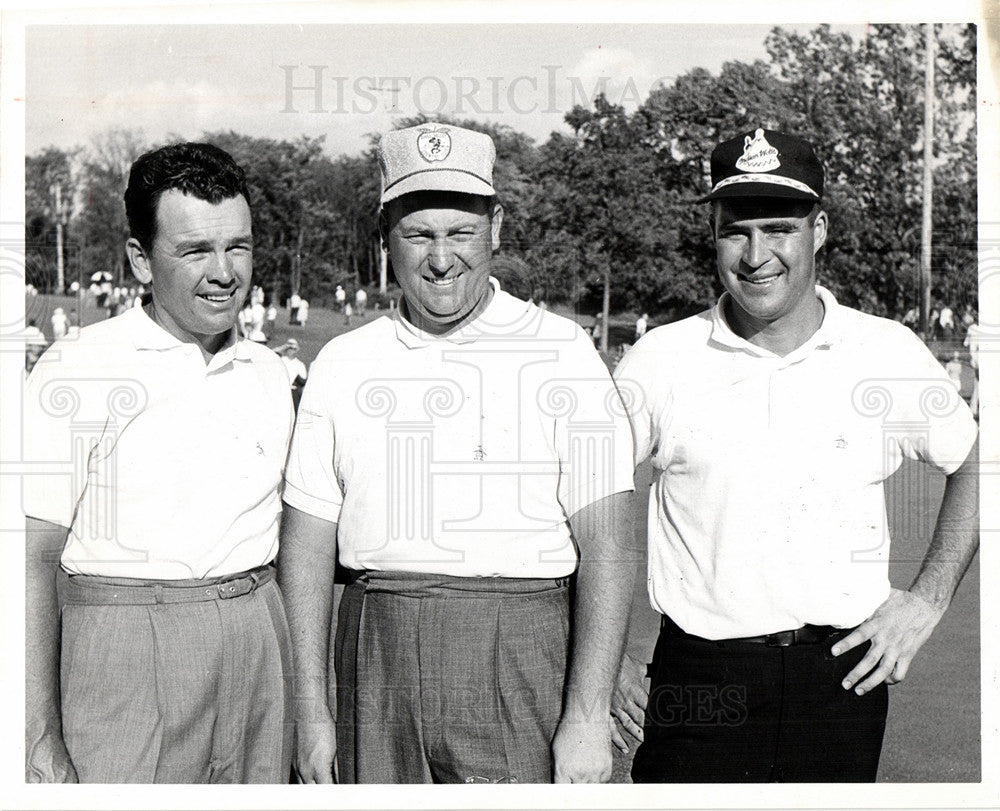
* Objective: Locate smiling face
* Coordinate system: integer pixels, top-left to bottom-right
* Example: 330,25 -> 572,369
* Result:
711,198 -> 827,345
385,191 -> 502,335
126,190 -> 253,357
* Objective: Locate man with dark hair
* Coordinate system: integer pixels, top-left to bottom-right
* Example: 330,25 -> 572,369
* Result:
279,124 -> 637,784
123,142 -> 252,250
24,142 -> 294,783
612,128 -> 979,782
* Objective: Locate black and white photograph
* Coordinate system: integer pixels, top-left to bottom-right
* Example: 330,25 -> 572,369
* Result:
1,1 -> 997,807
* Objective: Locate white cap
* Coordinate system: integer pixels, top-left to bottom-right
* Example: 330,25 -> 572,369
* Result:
377,124 -> 496,207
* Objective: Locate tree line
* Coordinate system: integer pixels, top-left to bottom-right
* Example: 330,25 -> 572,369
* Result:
25,24 -> 977,320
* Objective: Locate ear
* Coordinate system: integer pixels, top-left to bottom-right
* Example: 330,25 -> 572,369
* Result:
490,203 -> 504,252
126,238 -> 152,285
812,209 -> 828,254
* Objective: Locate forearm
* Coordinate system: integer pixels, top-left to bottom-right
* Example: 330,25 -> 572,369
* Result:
563,491 -> 638,721
277,506 -> 339,717
25,515 -> 76,784
25,517 -> 69,738
622,486 -> 657,663
909,438 -> 979,611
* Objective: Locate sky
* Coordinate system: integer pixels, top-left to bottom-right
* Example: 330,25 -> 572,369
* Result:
24,23 -> 874,158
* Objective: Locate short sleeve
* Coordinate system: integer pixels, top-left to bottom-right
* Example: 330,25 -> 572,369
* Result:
554,330 -> 635,518
876,327 -> 978,474
613,339 -> 663,466
282,360 -> 344,523
22,348 -> 85,528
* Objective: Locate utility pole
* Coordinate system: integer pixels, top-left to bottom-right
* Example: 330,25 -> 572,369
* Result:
919,23 -> 935,338
600,267 -> 610,354
51,183 -> 66,294
291,217 -> 304,297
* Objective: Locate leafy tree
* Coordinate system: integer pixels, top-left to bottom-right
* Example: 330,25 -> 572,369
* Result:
529,95 -> 686,325
203,131 -> 363,306
314,152 -> 380,291
74,129 -> 147,287
764,23 -> 977,317
25,147 -> 78,291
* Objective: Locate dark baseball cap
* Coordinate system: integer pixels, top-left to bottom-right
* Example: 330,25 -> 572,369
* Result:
698,128 -> 824,203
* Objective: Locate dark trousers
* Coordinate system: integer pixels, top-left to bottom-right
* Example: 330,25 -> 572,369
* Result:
631,615 -> 888,783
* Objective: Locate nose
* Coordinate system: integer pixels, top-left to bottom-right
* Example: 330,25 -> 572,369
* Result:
207,250 -> 236,285
742,231 -> 769,270
427,240 -> 455,275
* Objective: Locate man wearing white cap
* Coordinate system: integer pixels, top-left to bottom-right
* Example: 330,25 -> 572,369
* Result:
279,123 -> 636,783
613,128 -> 979,781
278,337 -> 309,409
278,337 -> 308,386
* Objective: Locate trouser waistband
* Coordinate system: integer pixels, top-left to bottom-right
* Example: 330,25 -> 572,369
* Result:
344,568 -> 570,598
61,565 -> 274,606
660,614 -> 845,647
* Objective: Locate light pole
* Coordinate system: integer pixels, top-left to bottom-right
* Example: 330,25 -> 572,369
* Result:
919,23 -> 935,339
50,182 -> 67,294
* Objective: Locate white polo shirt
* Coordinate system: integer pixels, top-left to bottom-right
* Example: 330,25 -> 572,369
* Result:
614,286 -> 978,639
23,305 -> 293,579
283,279 -> 635,578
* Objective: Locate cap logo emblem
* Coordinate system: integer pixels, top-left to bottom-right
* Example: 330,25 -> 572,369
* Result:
416,128 -> 452,163
735,128 -> 780,173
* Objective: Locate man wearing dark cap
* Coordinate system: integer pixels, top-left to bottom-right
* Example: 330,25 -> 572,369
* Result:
613,128 -> 979,782
279,123 -> 636,784
24,143 -> 294,782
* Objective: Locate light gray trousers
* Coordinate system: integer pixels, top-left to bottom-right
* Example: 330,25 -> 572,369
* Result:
59,568 -> 293,783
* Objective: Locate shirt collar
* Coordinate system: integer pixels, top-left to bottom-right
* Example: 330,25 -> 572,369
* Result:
709,284 -> 841,360
393,277 -> 512,348
129,303 -> 250,364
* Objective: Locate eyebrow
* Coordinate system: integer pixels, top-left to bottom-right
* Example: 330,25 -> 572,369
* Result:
718,217 -> 800,229
173,233 -> 253,250
400,221 -> 482,233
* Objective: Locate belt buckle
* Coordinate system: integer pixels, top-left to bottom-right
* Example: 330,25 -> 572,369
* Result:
217,576 -> 250,600
217,569 -> 264,600
766,630 -> 796,647
218,580 -> 241,599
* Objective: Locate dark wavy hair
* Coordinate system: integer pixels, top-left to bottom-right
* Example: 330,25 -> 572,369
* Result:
124,142 -> 251,250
